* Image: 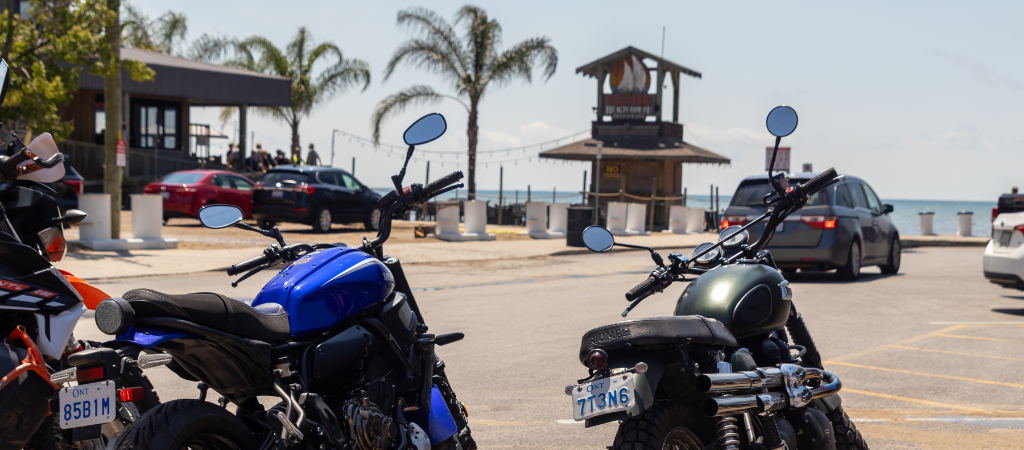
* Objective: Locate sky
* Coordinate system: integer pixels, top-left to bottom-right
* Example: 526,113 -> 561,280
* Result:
136,0 -> 1024,201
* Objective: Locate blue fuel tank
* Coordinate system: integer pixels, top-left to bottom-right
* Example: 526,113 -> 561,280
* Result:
252,247 -> 395,337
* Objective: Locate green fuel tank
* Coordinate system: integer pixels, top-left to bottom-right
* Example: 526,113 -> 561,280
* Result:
674,264 -> 792,339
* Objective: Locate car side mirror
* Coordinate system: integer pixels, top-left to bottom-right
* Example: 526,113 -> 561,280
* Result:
883,204 -> 894,214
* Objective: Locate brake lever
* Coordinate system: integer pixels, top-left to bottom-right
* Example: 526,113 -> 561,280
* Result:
232,264 -> 269,288
622,292 -> 652,317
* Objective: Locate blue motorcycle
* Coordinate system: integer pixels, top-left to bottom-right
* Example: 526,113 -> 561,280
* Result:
71,113 -> 475,450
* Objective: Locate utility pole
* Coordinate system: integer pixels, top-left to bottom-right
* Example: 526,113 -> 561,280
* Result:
498,166 -> 504,224
351,157 -> 355,175
594,143 -> 603,225
103,0 -> 123,238
330,129 -> 339,167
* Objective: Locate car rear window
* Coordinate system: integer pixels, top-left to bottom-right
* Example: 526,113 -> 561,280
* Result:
161,172 -> 205,185
729,180 -> 827,207
262,172 -> 309,186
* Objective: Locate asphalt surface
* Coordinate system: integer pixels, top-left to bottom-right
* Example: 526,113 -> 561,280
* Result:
72,247 -> 1024,449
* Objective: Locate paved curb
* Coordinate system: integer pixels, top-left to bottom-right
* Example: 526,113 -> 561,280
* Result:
902,238 -> 989,248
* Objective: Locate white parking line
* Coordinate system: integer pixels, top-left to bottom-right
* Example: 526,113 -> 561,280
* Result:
929,322 -> 1024,325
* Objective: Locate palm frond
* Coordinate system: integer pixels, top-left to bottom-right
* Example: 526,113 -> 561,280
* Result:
286,27 -> 310,72
396,7 -> 467,75
371,85 -> 445,144
187,34 -> 236,62
486,36 -> 558,86
384,39 -> 463,83
154,11 -> 188,55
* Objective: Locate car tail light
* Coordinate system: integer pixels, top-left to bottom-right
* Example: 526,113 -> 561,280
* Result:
721,216 -> 748,228
993,207 -> 1000,223
143,185 -> 155,194
801,215 -> 838,229
305,185 -> 316,195
1014,224 -> 1024,235
173,187 -> 195,195
119,387 -> 144,403
64,179 -> 84,195
586,349 -> 608,371
75,365 -> 105,384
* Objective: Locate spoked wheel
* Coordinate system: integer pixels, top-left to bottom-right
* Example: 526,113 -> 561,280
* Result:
837,240 -> 861,281
114,399 -> 258,450
613,400 -> 703,450
312,207 -> 332,233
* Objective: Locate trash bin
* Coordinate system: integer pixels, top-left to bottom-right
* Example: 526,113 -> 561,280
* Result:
918,211 -> 935,235
566,206 -> 594,247
957,211 -> 973,236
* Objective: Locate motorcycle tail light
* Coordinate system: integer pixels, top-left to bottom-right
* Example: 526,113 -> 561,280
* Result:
586,349 -> 608,371
801,215 -> 838,230
721,216 -> 748,228
76,366 -> 105,384
119,387 -> 144,403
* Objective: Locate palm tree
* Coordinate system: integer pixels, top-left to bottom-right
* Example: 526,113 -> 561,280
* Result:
372,5 -> 557,198
197,28 -> 371,151
121,3 -> 189,55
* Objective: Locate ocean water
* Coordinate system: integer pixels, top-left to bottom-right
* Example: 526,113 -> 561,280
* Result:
374,188 -> 995,236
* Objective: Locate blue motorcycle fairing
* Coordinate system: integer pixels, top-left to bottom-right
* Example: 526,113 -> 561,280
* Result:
252,247 -> 395,337
111,326 -> 196,348
406,385 -> 459,445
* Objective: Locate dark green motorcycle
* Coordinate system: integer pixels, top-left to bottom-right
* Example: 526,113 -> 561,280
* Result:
567,106 -> 868,450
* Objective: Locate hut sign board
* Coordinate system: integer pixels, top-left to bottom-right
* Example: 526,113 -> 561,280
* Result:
604,163 -> 621,179
603,55 -> 655,120
766,147 -> 790,172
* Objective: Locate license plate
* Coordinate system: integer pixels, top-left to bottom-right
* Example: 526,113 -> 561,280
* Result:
999,231 -> 1012,246
160,192 -> 169,199
58,380 -> 117,429
570,374 -> 635,421
272,190 -> 284,198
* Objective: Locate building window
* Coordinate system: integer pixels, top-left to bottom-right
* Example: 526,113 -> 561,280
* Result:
132,101 -> 180,150
94,94 -> 105,145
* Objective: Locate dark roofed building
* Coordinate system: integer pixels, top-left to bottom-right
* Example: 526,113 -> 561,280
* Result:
540,46 -> 729,230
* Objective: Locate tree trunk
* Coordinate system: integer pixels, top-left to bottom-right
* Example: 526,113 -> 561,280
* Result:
466,101 -> 478,199
291,119 -> 300,156
103,0 -> 122,238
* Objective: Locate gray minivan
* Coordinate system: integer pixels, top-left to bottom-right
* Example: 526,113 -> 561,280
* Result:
722,173 -> 900,280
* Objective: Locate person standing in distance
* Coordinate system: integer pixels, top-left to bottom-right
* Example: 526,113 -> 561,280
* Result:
306,143 -> 321,166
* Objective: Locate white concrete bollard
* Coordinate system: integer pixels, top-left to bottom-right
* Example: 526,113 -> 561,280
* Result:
435,205 -> 462,241
606,202 -> 628,235
525,202 -> 549,237
625,203 -> 649,235
548,203 -> 569,236
667,206 -> 687,234
918,212 -> 935,236
685,207 -> 705,234
130,194 -> 164,239
78,193 -> 111,241
957,211 -> 973,237
463,201 -> 489,235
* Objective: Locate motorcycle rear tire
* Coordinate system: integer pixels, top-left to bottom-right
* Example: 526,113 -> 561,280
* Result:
823,404 -> 869,450
612,400 -> 704,450
113,399 -> 259,450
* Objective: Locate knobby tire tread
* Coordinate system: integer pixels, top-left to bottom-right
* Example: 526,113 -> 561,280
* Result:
612,400 -> 701,450
827,405 -> 869,450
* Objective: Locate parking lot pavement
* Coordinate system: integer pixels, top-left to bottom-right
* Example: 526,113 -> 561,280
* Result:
73,246 -> 1024,449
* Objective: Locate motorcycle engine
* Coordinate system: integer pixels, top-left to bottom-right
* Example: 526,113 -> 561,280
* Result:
342,396 -> 398,450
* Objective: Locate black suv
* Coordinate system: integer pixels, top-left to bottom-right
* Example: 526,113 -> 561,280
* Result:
252,166 -> 382,233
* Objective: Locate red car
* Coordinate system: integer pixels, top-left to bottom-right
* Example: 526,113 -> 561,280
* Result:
144,170 -> 255,222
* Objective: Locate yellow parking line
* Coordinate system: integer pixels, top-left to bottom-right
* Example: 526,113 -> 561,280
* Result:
829,324 -> 1023,363
883,345 -> 1024,363
824,361 -> 1024,390
931,333 -> 1024,344
841,388 -> 990,413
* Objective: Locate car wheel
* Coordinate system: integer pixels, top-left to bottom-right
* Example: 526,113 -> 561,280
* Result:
258,219 -> 276,230
880,237 -> 901,274
837,240 -> 861,281
364,207 -> 382,231
312,206 -> 332,233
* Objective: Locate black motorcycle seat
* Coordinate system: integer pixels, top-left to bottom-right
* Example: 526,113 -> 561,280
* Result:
123,288 -> 290,342
579,315 -> 737,363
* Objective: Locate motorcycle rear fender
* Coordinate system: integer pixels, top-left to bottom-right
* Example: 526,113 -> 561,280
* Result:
583,352 -> 668,428
111,326 -> 197,348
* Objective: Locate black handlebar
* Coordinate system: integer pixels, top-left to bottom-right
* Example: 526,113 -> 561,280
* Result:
227,254 -> 269,276
625,275 -> 660,301
34,153 -> 64,169
798,167 -> 837,196
423,170 -> 464,198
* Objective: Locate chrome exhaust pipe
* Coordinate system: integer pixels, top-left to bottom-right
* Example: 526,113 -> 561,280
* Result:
702,369 -> 842,416
701,395 -> 759,416
694,367 -> 785,393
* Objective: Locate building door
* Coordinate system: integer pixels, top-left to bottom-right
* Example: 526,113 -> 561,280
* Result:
132,101 -> 181,150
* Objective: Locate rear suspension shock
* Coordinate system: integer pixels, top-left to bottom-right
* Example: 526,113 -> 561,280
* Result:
715,415 -> 741,450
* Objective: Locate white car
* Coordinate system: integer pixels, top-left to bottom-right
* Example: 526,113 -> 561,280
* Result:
983,212 -> 1024,290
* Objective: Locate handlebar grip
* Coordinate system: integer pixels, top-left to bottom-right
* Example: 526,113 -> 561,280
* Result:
35,153 -> 64,169
423,170 -> 464,198
799,167 -> 838,196
625,276 -> 660,302
227,255 -> 269,276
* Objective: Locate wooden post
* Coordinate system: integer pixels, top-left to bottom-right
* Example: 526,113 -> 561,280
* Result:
649,177 -> 657,230
103,0 -> 123,238
582,170 -> 587,204
527,185 -> 531,203
498,166 -> 504,225
683,187 -> 687,207
655,65 -> 665,124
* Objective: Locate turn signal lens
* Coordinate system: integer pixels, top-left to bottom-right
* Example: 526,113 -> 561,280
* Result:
586,349 -> 609,371
800,215 -> 838,230
76,366 -> 105,384
119,387 -> 144,403
721,216 -> 748,229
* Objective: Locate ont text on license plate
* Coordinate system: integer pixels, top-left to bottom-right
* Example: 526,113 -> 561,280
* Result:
58,380 -> 116,429
571,375 -> 635,421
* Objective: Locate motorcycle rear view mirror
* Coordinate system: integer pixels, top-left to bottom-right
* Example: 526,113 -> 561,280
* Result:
582,226 -> 615,252
0,59 -> 9,107
55,209 -> 88,226
198,205 -> 244,229
403,113 -> 447,146
766,105 -> 798,137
